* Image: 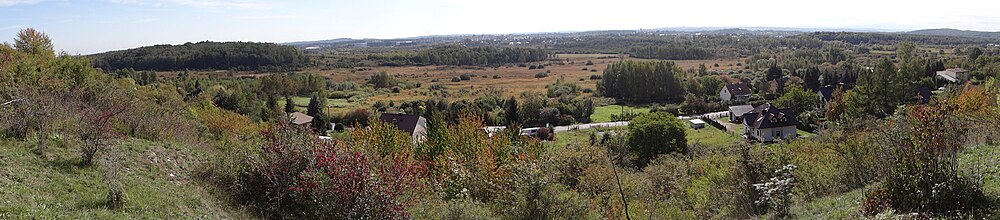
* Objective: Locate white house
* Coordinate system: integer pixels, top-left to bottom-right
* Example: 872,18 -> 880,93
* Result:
935,68 -> 969,83
720,83 -> 752,102
741,103 -> 798,142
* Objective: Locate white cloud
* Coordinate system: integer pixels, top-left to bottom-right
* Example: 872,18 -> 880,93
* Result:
0,0 -> 44,6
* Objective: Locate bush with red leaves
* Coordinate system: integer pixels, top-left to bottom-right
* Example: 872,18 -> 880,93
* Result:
235,123 -> 424,219
290,143 -> 423,219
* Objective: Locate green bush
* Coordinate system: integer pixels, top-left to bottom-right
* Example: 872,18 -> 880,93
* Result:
627,112 -> 687,168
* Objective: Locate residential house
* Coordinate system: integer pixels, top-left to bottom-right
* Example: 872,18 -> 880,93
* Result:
935,68 -> 969,83
727,105 -> 754,122
817,83 -> 852,108
379,113 -> 428,143
742,103 -> 798,142
720,82 -> 752,102
289,112 -> 313,127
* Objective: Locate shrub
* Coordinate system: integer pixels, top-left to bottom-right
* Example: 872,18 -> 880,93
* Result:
492,75 -> 501,79
582,88 -> 594,93
290,141 -> 423,219
430,84 -> 447,91
391,87 -> 401,93
529,65 -> 537,69
229,123 -> 422,219
451,77 -> 461,82
534,72 -> 549,78
865,104 -> 990,216
627,112 -> 687,168
589,75 -> 602,80
460,74 -> 472,81
753,164 -> 796,218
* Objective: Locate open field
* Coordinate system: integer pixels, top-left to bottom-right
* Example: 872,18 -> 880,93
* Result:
305,55 -> 744,108
590,105 -> 651,122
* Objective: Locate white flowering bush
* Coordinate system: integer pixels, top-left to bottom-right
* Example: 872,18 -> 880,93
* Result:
754,164 -> 796,217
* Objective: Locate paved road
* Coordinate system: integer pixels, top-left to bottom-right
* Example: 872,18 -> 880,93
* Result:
553,121 -> 629,132
550,110 -> 731,133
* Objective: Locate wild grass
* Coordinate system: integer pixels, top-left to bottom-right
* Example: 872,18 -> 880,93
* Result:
0,138 -> 250,219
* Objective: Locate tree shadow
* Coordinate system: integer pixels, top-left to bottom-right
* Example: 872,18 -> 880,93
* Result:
44,157 -> 84,175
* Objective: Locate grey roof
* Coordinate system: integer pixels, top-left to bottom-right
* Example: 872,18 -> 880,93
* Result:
290,112 -> 313,125
379,113 -> 424,136
728,105 -> 754,116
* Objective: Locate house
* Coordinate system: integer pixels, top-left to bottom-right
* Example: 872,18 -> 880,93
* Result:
289,112 -> 313,126
817,83 -> 852,108
727,105 -> 754,122
720,82 -> 752,102
689,119 -> 706,129
741,103 -> 798,142
935,68 -> 969,83
379,113 -> 428,143
817,86 -> 836,104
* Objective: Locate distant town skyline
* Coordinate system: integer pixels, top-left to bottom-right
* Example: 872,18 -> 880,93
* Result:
2,0 -> 999,54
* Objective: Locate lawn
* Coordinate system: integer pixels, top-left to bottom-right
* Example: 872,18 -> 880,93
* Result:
686,125 -> 741,147
591,105 -> 650,123
0,138 -> 249,219
547,125 -> 739,150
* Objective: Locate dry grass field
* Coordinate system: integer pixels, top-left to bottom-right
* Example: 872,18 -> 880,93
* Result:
158,54 -> 743,114
309,55 -> 743,103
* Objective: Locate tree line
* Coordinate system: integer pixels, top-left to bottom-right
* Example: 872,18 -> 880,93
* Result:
598,60 -> 686,103
366,45 -> 549,66
89,41 -> 308,71
628,44 -> 714,60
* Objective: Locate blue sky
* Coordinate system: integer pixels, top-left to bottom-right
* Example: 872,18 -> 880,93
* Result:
2,0 -> 999,54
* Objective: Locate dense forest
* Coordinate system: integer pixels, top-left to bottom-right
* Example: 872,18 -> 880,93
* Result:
366,45 -> 549,66
806,32 -> 995,45
597,60 -> 686,103
89,41 -> 308,71
628,44 -> 714,60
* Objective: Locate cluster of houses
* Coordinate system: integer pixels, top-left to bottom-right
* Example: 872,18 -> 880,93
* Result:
293,68 -> 967,144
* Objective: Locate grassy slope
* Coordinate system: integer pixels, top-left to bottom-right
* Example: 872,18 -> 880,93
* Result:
786,144 -> 1000,219
0,138 -> 250,219
590,105 -> 650,123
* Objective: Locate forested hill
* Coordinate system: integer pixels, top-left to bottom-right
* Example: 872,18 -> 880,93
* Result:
908,28 -> 1000,39
89,41 -> 308,71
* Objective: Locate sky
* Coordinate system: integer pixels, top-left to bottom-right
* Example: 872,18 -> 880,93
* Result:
2,0 -> 1000,54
